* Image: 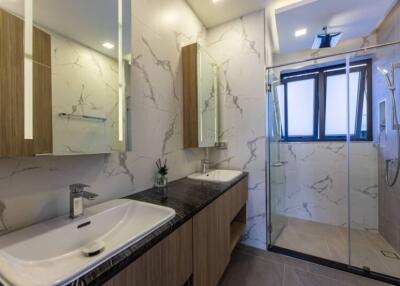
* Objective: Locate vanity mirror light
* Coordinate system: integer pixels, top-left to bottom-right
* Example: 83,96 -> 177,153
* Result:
182,43 -> 218,149
0,0 -> 131,157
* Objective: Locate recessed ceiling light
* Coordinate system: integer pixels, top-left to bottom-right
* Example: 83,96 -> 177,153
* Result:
295,28 -> 307,37
212,0 -> 221,3
102,42 -> 115,49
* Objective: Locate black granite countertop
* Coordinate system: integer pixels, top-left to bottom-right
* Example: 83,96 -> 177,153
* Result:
69,173 -> 248,286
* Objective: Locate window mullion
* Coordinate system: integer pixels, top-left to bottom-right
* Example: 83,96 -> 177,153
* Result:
318,70 -> 325,141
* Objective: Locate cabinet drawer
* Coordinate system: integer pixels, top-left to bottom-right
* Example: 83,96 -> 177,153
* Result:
230,177 -> 248,221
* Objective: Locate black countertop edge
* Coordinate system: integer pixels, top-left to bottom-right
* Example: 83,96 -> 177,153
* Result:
69,172 -> 248,286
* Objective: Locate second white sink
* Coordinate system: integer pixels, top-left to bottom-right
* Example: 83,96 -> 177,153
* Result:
188,169 -> 243,183
0,199 -> 175,286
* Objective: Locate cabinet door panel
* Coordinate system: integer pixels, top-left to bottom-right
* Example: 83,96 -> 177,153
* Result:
0,9 -> 52,157
230,177 -> 248,221
104,220 -> 193,286
193,191 -> 231,286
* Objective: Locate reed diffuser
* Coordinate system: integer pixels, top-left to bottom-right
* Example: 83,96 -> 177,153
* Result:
155,159 -> 168,190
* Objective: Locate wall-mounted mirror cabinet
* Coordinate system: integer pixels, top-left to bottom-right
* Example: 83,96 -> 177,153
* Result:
0,0 -> 131,157
182,43 -> 218,149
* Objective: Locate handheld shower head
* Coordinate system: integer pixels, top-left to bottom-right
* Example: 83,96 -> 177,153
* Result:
379,61 -> 400,187
378,66 -> 394,89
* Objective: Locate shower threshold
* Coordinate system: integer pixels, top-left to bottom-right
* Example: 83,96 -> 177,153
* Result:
269,217 -> 400,285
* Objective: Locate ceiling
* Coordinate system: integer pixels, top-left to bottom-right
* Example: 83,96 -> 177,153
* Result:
275,0 -> 398,53
186,0 -> 268,28
0,0 -> 131,59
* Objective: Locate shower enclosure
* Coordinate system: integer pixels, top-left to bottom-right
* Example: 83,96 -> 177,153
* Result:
267,42 -> 400,284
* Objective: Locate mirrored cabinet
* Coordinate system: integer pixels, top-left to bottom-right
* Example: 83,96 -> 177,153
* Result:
182,43 -> 218,149
0,0 -> 131,157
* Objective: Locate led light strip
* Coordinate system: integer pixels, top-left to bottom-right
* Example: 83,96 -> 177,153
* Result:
118,0 -> 124,142
24,0 -> 33,140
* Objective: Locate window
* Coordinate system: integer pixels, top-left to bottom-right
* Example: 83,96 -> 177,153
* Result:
287,77 -> 317,138
277,60 -> 372,141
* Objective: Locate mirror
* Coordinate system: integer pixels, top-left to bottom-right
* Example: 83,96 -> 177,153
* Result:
0,0 -> 131,156
182,43 -> 218,149
198,45 -> 218,148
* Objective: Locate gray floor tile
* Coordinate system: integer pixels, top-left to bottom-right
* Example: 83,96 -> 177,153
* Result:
219,245 -> 393,286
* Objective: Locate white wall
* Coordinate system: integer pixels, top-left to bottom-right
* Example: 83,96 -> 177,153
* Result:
207,11 -> 267,249
0,0 -> 205,234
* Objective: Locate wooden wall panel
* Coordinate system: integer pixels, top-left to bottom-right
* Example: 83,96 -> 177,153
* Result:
0,9 -> 25,157
33,26 -> 52,154
0,8 -> 52,157
193,191 -> 231,286
33,63 -> 52,154
33,27 -> 51,66
182,43 -> 198,149
103,220 -> 193,286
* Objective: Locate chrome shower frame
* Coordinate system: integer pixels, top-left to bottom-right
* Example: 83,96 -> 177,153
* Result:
266,40 -> 400,286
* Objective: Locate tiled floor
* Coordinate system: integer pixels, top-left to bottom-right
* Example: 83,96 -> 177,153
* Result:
220,244 -> 393,286
273,217 -> 400,278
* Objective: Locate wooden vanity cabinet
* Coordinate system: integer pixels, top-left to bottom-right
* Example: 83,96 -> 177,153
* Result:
103,220 -> 193,286
193,177 -> 248,286
193,190 -> 231,286
230,176 -> 248,220
103,177 -> 248,286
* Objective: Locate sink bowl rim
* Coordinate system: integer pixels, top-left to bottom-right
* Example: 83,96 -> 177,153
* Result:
0,198 -> 176,286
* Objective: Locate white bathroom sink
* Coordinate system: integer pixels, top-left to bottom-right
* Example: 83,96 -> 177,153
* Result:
188,169 -> 243,183
0,199 -> 175,286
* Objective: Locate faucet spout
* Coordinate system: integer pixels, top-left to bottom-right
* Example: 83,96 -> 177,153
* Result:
81,191 -> 98,200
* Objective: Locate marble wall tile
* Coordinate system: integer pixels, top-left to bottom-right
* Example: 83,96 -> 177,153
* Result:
207,11 -> 267,249
51,33 -> 120,155
272,142 -> 379,231
0,0 -> 205,234
375,2 -> 400,253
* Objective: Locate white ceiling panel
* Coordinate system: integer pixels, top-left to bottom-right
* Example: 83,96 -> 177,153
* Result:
186,0 -> 268,28
275,0 -> 398,53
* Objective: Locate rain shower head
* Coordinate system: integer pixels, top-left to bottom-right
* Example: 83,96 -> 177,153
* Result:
377,66 -> 393,89
312,27 -> 343,49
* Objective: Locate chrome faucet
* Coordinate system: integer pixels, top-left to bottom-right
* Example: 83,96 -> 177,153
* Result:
201,159 -> 211,174
69,183 -> 98,219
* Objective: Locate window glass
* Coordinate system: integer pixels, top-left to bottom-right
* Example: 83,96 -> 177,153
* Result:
276,84 -> 285,136
361,90 -> 368,137
325,72 -> 360,136
287,78 -> 315,137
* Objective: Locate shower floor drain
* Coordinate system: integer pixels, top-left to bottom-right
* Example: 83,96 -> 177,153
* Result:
381,250 -> 400,260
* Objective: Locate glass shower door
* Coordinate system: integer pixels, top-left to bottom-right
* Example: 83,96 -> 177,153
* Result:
349,43 -> 400,278
267,56 -> 350,262
267,69 -> 288,244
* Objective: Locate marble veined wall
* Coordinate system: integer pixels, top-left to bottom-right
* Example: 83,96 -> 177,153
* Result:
0,0 -> 205,234
375,2 -> 400,253
273,142 -> 379,231
207,11 -> 267,249
51,33 -> 120,155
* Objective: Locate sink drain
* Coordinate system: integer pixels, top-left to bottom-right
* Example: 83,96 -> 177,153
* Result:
81,241 -> 106,257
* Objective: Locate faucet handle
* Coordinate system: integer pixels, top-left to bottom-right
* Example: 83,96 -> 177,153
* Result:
69,183 -> 91,193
